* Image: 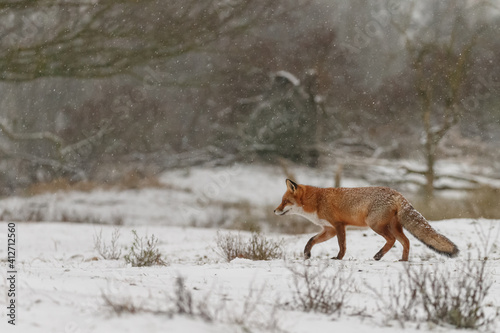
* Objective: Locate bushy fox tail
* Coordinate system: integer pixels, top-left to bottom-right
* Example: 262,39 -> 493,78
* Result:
398,198 -> 459,257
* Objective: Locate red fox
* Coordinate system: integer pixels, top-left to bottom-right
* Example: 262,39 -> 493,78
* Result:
274,179 -> 459,261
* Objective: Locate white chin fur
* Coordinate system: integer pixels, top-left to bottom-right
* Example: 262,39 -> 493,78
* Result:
275,208 -> 289,216
282,205 -> 332,227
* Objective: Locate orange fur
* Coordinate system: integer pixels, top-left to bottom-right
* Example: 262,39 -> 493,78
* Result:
274,179 -> 459,261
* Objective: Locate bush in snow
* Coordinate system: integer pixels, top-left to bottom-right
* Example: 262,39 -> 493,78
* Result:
94,228 -> 122,260
215,231 -> 284,261
373,257 -> 496,329
124,230 -> 166,267
409,258 -> 495,329
287,261 -> 352,316
103,275 -> 284,331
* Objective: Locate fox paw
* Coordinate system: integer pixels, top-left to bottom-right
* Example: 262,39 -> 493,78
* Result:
304,252 -> 311,260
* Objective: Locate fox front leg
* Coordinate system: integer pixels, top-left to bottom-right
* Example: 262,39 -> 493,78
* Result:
304,235 -> 315,259
303,227 -> 337,259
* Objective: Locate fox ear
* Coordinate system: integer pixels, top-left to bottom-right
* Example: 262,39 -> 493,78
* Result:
286,179 -> 298,193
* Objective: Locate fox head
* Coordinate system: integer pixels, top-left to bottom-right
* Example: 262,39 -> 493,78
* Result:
274,179 -> 302,216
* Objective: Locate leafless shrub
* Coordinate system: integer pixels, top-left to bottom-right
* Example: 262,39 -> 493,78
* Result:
94,228 -> 122,260
169,276 -> 215,322
287,261 -> 352,316
374,223 -> 499,329
373,258 -> 497,329
245,232 -> 284,261
102,276 -> 207,319
103,275 -> 284,332
228,282 -> 284,332
215,231 -> 244,262
413,259 -> 495,329
169,276 -> 282,329
367,272 -> 419,327
215,231 -> 284,262
172,276 -> 194,315
102,294 -> 141,315
124,230 -> 166,267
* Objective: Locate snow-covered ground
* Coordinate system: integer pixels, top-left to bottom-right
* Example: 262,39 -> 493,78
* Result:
0,164 -> 499,332
0,220 -> 499,333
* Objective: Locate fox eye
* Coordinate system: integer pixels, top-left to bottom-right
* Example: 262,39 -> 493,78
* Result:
283,199 -> 289,204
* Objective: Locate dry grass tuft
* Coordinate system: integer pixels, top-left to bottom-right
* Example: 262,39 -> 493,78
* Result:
26,178 -> 102,195
94,228 -> 122,260
25,171 -> 166,196
372,257 -> 497,329
215,231 -> 284,262
287,261 -> 352,316
124,230 -> 166,267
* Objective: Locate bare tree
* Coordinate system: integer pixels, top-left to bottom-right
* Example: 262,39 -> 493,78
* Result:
392,0 -> 488,198
211,6 -> 351,165
0,0 -> 278,81
0,1 -> 286,187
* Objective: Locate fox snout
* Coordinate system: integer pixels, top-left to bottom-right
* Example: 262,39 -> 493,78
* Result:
274,203 -> 289,216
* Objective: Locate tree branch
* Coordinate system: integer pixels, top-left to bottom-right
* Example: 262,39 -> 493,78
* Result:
0,117 -> 112,178
0,1 -> 279,81
0,119 -> 65,148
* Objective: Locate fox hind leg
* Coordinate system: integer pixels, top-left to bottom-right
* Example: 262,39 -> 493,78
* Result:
390,219 -> 410,261
372,224 -> 396,261
304,227 -> 336,259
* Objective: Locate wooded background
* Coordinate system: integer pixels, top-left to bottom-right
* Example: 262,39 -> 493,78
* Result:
1,0 -> 499,198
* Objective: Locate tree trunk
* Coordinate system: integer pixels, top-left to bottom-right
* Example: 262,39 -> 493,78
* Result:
420,86 -> 434,199
424,140 -> 435,199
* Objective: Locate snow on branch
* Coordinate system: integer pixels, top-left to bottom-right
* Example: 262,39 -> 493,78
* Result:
0,119 -> 64,148
274,70 -> 300,86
